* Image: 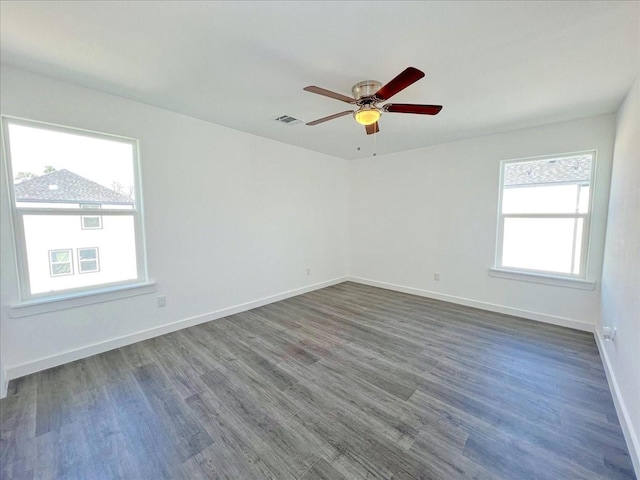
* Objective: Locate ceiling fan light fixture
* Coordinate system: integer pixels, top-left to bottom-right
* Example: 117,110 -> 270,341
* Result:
304,67 -> 441,134
354,107 -> 381,126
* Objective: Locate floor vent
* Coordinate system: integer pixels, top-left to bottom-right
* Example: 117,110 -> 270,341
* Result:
274,115 -> 302,125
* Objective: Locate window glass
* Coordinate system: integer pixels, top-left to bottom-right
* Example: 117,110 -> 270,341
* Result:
577,186 -> 590,214
502,185 -> 580,214
81,204 -> 102,230
49,249 -> 73,277
22,214 -> 137,294
3,118 -> 146,299
82,217 -> 102,229
9,124 -> 135,209
502,218 -> 583,275
496,152 -> 594,278
78,247 -> 100,274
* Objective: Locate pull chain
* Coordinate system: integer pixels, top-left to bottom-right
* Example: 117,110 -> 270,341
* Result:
373,129 -> 377,157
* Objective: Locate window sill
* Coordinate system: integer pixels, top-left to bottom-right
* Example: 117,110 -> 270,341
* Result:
9,281 -> 157,318
488,268 -> 596,290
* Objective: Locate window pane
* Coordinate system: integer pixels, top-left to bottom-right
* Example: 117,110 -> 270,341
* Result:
24,215 -> 137,294
80,260 -> 98,272
82,216 -> 101,229
502,185 -> 580,214
52,263 -> 71,276
572,220 -> 584,275
577,185 -> 590,214
504,155 -> 592,188
501,217 -> 584,275
502,154 -> 592,215
79,248 -> 97,260
50,250 -> 70,263
8,123 -> 136,209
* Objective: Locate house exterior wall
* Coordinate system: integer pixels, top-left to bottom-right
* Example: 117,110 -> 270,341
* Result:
16,201 -> 137,295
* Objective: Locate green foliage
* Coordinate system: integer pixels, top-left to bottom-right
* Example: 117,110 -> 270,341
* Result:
15,171 -> 37,182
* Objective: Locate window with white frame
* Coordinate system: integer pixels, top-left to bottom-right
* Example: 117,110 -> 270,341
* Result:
2,117 -> 147,299
80,204 -> 102,229
49,249 -> 73,277
78,247 -> 100,273
495,152 -> 595,278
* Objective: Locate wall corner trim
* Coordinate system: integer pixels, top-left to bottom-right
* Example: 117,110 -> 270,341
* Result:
347,276 -> 594,332
595,332 -> 640,477
2,276 -> 348,394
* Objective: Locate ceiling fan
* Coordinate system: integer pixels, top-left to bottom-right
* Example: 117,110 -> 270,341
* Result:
303,67 -> 442,135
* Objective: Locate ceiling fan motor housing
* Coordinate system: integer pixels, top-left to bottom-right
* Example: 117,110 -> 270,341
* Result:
352,80 -> 382,101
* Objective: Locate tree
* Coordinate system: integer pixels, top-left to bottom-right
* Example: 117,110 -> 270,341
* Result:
14,166 -> 57,183
15,171 -> 37,182
111,181 -> 124,194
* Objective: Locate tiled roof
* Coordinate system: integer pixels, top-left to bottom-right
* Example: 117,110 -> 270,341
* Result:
14,169 -> 133,204
505,154 -> 592,187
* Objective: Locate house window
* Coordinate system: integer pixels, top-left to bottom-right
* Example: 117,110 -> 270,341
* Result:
78,247 -> 100,273
495,152 -> 595,278
49,249 -> 73,277
2,117 -> 148,299
80,204 -> 102,229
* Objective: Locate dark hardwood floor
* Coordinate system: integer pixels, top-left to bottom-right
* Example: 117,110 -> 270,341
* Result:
1,282 -> 635,479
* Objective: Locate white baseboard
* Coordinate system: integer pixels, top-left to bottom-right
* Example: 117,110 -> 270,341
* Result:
0,276 -> 347,399
347,276 -> 594,332
595,332 -> 640,477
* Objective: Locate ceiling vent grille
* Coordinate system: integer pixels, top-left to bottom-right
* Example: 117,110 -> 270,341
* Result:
274,115 -> 302,125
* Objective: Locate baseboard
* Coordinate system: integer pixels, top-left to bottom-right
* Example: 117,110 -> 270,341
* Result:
347,276 -> 594,332
595,332 -> 640,476
1,276 -> 348,399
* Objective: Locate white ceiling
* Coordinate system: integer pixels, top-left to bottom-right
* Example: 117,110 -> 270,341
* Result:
1,1 -> 638,160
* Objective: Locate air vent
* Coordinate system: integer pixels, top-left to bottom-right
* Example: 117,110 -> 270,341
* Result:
274,115 -> 302,125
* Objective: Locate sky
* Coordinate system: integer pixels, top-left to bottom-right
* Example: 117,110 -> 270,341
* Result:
6,122 -> 135,190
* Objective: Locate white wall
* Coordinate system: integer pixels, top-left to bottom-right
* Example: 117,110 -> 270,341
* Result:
349,115 -> 615,330
599,78 -> 640,472
0,66 -> 349,394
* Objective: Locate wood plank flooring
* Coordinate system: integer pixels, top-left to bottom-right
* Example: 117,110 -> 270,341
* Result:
1,282 -> 636,479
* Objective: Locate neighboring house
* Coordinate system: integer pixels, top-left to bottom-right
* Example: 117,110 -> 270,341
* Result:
503,155 -> 592,187
14,169 -> 137,295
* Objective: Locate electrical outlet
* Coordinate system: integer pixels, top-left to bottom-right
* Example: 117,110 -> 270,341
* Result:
157,295 -> 166,308
306,268 -> 311,276
434,272 -> 441,281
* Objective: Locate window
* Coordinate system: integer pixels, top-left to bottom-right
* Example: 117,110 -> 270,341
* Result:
80,204 -> 102,229
495,152 -> 595,279
78,247 -> 100,273
2,117 -> 147,299
49,249 -> 73,277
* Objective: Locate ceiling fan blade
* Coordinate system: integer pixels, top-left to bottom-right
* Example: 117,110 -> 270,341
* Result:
365,122 -> 379,135
304,86 -> 356,104
374,67 -> 425,101
384,104 -> 442,115
306,110 -> 353,126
